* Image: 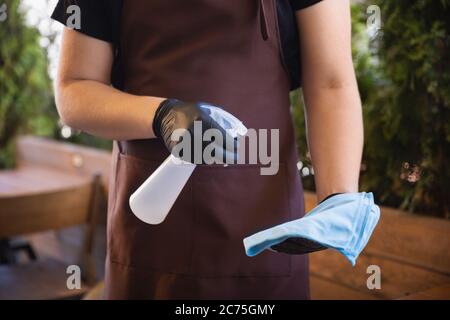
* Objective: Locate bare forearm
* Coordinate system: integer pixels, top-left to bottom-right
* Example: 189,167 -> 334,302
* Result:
303,82 -> 363,202
55,80 -> 164,140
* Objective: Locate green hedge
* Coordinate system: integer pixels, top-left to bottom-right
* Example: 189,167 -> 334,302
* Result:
362,0 -> 449,217
0,0 -> 111,168
293,1 -> 450,217
0,0 -> 56,168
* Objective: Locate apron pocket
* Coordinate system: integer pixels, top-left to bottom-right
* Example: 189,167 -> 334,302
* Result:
109,153 -> 194,274
190,163 -> 292,277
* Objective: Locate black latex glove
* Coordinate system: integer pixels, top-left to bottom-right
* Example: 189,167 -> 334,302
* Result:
270,193 -> 343,255
152,99 -> 238,164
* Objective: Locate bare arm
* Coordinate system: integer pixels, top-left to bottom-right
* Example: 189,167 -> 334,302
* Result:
296,0 -> 363,203
55,28 -> 164,140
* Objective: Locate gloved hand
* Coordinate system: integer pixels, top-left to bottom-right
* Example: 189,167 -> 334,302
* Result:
153,99 -> 240,164
270,192 -> 343,254
243,192 -> 381,266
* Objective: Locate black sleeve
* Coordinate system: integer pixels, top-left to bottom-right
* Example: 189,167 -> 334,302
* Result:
290,0 -> 323,11
51,0 -> 114,43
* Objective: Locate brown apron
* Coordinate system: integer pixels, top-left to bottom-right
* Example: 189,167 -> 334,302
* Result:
105,0 -> 309,299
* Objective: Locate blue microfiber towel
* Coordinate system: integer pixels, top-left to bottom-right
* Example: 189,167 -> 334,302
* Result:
243,192 -> 381,266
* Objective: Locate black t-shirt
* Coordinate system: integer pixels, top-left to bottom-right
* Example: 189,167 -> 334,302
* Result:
51,0 -> 322,44
51,0 -> 322,89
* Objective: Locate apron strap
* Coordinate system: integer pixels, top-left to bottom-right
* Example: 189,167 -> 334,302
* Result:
111,0 -> 124,90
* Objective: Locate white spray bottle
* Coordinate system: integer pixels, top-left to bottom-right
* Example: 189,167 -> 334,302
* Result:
129,105 -> 247,225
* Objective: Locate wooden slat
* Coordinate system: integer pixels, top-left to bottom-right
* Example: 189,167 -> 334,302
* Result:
399,283 -> 450,300
0,166 -> 88,196
0,181 -> 93,238
309,250 -> 450,300
367,206 -> 450,275
310,275 -> 379,300
15,136 -> 112,191
304,192 -> 450,274
303,192 -> 318,211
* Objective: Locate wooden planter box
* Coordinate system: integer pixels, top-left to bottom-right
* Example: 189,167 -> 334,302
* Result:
304,192 -> 450,300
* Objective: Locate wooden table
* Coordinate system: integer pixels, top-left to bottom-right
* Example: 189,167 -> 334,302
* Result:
0,136 -> 112,264
0,136 -> 112,299
0,165 -> 90,196
0,166 -> 92,262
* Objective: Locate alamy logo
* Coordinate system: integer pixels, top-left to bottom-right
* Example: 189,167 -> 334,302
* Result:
366,264 -> 381,290
66,265 -> 82,290
0,3 -> 7,22
170,123 -> 280,176
66,5 -> 81,30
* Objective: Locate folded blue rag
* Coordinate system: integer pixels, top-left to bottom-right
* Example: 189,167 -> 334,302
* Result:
243,192 -> 380,266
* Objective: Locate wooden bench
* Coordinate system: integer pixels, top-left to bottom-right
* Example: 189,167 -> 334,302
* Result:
305,192 -> 450,300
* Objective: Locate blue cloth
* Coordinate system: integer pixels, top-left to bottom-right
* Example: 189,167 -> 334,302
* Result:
243,192 -> 380,266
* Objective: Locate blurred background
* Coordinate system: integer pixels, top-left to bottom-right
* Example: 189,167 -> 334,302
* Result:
0,0 -> 449,300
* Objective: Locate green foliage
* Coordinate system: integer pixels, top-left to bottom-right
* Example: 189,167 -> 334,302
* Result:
291,90 -> 314,189
0,0 -> 111,168
0,0 -> 56,168
361,0 -> 450,217
292,1 -> 450,217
